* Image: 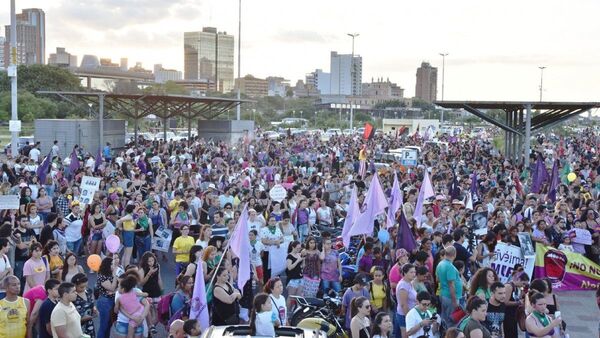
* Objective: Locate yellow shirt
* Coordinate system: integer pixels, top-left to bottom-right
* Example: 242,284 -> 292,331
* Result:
173,236 -> 195,263
123,218 -> 136,231
169,199 -> 181,220
370,282 -> 386,310
0,297 -> 27,338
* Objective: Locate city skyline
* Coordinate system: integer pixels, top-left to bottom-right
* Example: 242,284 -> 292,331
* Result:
1,0 -> 599,102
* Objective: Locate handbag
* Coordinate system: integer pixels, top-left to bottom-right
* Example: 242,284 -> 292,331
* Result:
450,307 -> 467,323
516,304 -> 527,331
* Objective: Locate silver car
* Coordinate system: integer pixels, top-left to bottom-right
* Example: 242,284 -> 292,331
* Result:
200,325 -> 327,338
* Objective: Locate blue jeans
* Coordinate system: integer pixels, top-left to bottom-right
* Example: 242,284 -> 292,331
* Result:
393,313 -> 406,338
67,238 -> 82,254
176,262 -> 188,275
298,223 -> 308,243
135,235 -> 152,261
97,295 -> 115,338
322,280 -> 341,294
440,295 -> 465,327
38,212 -> 49,224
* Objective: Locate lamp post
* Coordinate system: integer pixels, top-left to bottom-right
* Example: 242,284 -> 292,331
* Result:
236,0 -> 242,120
9,0 -> 18,157
439,52 -> 448,124
348,33 -> 359,130
314,111 -> 317,127
538,66 -> 546,102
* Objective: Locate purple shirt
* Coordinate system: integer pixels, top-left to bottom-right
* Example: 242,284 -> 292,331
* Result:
359,254 -> 374,273
296,209 -> 309,225
321,251 -> 340,281
396,279 -> 417,315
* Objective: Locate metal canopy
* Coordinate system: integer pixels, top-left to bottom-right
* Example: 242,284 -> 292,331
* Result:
434,101 -> 600,167
37,91 -> 252,146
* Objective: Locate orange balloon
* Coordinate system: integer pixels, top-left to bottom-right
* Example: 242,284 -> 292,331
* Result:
87,254 -> 102,272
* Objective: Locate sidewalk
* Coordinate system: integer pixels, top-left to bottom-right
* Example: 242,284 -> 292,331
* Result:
555,290 -> 598,337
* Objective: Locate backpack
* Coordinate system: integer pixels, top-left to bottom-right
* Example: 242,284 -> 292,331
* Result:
156,292 -> 176,325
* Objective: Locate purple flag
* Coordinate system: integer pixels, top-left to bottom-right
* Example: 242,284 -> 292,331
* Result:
94,147 -> 103,172
69,149 -> 80,174
396,210 -> 417,253
386,172 -> 403,228
229,205 -> 251,295
531,154 -> 549,194
349,174 -> 389,237
137,157 -> 147,174
450,169 -> 460,201
413,170 -> 434,227
189,257 -> 210,330
470,172 -> 479,203
546,159 -> 560,202
368,159 -> 376,173
36,150 -> 52,185
342,185 -> 360,248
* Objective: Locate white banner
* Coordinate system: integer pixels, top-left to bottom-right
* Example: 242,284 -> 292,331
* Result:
268,244 -> 288,276
152,226 -> 172,252
491,242 -> 535,283
79,176 -> 101,205
568,228 -> 592,245
0,195 -> 19,210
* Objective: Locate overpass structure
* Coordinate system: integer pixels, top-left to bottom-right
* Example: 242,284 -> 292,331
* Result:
69,67 -> 155,88
434,101 -> 600,167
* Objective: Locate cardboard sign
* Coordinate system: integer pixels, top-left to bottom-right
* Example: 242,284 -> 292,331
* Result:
152,226 -> 173,252
491,242 -> 535,283
79,176 -> 101,205
269,184 -> 287,202
0,195 -> 19,210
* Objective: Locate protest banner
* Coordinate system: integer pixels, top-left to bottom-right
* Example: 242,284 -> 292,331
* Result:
78,176 -> 101,205
534,243 -> 600,291
269,184 -> 287,203
491,242 -> 535,283
568,228 -> 593,245
152,226 -> 173,252
0,195 -> 19,210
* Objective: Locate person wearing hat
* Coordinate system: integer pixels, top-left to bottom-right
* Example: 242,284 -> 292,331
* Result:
341,273 -> 371,330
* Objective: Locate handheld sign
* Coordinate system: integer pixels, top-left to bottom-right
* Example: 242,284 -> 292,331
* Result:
269,184 -> 287,202
0,195 -> 19,210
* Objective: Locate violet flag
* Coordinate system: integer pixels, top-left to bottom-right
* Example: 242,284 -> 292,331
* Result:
342,185 -> 360,248
449,169 -> 460,201
413,170 -> 435,227
386,172 -> 403,228
349,174 -> 388,238
531,154 -> 549,194
189,257 -> 210,330
36,150 -> 52,185
229,205 -> 251,294
396,210 -> 417,253
470,172 -> 479,203
546,159 -> 560,202
94,147 -> 103,172
69,149 -> 80,174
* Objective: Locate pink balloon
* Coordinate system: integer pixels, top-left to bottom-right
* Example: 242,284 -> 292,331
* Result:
106,234 -> 120,253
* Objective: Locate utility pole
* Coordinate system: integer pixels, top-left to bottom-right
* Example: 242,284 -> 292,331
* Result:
236,0 -> 242,120
439,52 -> 448,124
538,66 -> 546,102
9,0 -> 18,157
348,33 -> 359,130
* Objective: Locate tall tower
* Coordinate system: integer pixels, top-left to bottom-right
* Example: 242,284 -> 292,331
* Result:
4,8 -> 45,65
415,62 -> 438,103
184,27 -> 234,92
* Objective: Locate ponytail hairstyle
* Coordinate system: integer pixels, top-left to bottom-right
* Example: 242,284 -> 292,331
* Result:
176,274 -> 193,290
350,296 -> 369,318
287,240 -> 300,253
263,277 -> 282,294
249,293 -> 270,335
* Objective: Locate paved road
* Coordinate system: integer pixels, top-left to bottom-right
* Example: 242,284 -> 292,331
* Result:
554,290 -> 598,338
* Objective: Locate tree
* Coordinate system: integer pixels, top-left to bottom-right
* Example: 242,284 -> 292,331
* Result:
0,64 -> 82,93
374,99 -> 406,109
143,81 -> 189,95
0,90 -> 59,122
411,98 -> 436,112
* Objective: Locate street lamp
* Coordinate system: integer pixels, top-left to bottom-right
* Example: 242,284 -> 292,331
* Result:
538,66 -> 546,102
348,33 -> 359,130
314,111 -> 317,127
236,0 -> 242,120
439,52 -> 448,124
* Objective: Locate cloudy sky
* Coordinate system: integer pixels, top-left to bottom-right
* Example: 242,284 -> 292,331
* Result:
1,0 -> 600,102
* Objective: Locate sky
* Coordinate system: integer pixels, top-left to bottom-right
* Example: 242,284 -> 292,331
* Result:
1,0 -> 600,102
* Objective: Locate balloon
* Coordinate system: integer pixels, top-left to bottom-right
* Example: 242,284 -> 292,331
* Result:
87,254 -> 101,272
567,172 -> 577,182
106,234 -> 121,254
378,229 -> 390,244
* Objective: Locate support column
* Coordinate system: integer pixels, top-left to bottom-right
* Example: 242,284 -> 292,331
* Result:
163,118 -> 168,141
86,77 -> 91,90
505,111 -> 510,159
517,109 -> 523,163
525,105 -> 532,168
99,94 -> 104,150
133,102 -> 139,147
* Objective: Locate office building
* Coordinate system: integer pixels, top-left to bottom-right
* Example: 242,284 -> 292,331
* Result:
4,8 -> 45,65
80,54 -> 100,68
306,69 -> 330,95
330,51 -> 362,96
47,47 -> 77,68
154,64 -> 183,83
235,74 -> 268,98
120,58 -> 128,71
266,76 -> 289,97
184,27 -> 234,92
415,62 -> 437,103
0,37 -> 4,69
100,58 -> 119,67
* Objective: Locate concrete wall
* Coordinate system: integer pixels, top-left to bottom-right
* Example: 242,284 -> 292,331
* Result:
197,120 -> 254,144
35,119 -> 126,158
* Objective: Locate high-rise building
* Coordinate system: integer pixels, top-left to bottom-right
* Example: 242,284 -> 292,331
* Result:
266,76 -> 289,97
80,55 -> 100,68
184,27 -> 234,92
330,51 -> 362,96
154,64 -> 183,83
0,37 -> 5,70
48,47 -> 77,68
415,62 -> 437,103
120,58 -> 128,71
4,8 -> 45,65
235,74 -> 268,98
306,69 -> 331,96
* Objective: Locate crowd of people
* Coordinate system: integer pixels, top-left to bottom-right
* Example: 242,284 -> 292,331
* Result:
0,125 -> 599,338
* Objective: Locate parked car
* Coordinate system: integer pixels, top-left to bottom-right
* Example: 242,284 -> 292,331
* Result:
3,136 -> 35,154
200,325 -> 327,338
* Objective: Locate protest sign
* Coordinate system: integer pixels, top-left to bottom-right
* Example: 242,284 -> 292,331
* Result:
491,242 -> 535,283
568,228 -> 593,245
269,184 -> 287,202
152,226 -> 173,252
0,195 -> 19,210
78,176 -> 101,205
534,243 -> 600,291
268,244 -> 288,276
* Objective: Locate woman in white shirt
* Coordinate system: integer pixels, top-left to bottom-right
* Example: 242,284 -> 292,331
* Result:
317,200 -> 334,227
250,293 -> 276,336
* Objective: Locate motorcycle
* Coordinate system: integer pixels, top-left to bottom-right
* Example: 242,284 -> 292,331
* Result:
291,294 -> 347,338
